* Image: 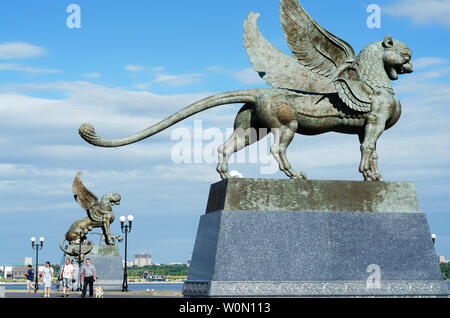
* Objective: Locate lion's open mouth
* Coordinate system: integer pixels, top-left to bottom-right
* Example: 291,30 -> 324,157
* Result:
387,62 -> 413,80
398,62 -> 413,74
387,67 -> 399,80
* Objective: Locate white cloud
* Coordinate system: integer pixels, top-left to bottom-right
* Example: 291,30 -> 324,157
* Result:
124,64 -> 147,72
0,81 -> 214,136
0,63 -> 61,74
412,57 -> 448,69
125,65 -> 203,88
0,42 -> 47,59
234,67 -> 265,85
152,73 -> 204,87
384,0 -> 450,28
125,64 -> 164,72
207,66 -> 265,85
149,66 -> 164,72
206,66 -> 224,71
83,72 -> 101,78
133,82 -> 152,90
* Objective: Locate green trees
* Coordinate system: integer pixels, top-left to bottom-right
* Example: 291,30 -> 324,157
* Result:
440,263 -> 450,280
127,264 -> 189,278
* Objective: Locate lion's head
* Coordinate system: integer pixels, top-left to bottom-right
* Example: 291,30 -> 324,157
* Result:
381,35 -> 413,80
354,35 -> 413,90
101,192 -> 121,206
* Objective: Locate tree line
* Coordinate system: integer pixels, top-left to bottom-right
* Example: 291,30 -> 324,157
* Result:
126,264 -> 189,277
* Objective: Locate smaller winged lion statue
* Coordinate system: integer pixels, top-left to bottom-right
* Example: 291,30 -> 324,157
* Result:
59,172 -> 122,260
79,0 -> 413,181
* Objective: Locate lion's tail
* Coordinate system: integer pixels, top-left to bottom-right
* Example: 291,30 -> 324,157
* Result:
79,89 -> 259,148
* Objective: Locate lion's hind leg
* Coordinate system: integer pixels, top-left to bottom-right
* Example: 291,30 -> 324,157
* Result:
216,103 -> 266,179
271,122 -> 306,179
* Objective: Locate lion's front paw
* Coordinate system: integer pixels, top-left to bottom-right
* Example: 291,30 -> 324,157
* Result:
361,151 -> 382,181
291,171 -> 307,180
362,169 -> 382,181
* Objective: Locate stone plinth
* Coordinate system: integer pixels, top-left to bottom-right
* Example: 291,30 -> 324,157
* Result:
205,178 -> 420,213
61,245 -> 123,291
183,179 -> 449,297
87,245 -> 123,291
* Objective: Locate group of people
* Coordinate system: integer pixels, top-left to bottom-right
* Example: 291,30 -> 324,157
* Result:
24,257 -> 98,297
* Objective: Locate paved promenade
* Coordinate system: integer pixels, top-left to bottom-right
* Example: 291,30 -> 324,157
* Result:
4,289 -> 182,298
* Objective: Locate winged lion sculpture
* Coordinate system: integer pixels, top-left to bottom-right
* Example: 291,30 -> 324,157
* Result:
79,0 -> 413,181
59,172 -> 122,260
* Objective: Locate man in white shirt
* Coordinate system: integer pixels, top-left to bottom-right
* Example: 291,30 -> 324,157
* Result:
59,258 -> 75,297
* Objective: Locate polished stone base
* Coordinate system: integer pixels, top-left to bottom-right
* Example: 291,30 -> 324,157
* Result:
184,280 -> 447,298
60,245 -> 123,291
86,245 -> 124,291
183,179 -> 449,297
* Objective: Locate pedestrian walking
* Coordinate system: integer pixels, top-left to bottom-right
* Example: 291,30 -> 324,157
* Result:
59,258 -> 75,297
24,265 -> 35,293
41,261 -> 54,297
81,258 -> 97,297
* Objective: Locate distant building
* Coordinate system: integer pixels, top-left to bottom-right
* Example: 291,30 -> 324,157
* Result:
2,265 -> 45,279
1,266 -> 12,278
122,260 -> 134,267
24,257 -> 32,266
134,253 -> 151,266
12,265 -> 28,279
438,256 -> 449,263
169,262 -> 183,265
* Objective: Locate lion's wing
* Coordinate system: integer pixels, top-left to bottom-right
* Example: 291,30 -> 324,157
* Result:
72,172 -> 99,211
244,12 -> 332,92
280,0 -> 355,78
334,66 -> 373,113
281,0 -> 374,113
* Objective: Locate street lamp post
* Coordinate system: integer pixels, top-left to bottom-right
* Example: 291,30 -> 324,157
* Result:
30,236 -> 44,294
120,215 -> 133,292
77,230 -> 84,291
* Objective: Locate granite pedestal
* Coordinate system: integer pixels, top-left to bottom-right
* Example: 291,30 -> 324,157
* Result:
87,245 -> 124,291
61,245 -> 123,291
183,179 -> 448,297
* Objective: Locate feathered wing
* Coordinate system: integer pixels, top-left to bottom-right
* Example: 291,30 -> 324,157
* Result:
245,1 -> 373,112
244,12 -> 332,92
280,0 -> 374,112
334,66 -> 373,112
280,0 -> 355,78
72,171 -> 99,212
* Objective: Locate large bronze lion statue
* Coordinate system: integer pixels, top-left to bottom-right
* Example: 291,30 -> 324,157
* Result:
79,0 -> 413,181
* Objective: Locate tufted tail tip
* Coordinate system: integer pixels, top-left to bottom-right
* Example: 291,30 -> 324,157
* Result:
79,123 -> 101,146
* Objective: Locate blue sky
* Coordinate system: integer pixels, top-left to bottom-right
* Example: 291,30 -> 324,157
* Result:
0,0 -> 449,266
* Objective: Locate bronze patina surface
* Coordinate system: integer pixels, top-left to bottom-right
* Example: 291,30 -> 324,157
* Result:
205,178 -> 420,214
59,172 -> 123,260
79,0 -> 413,182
